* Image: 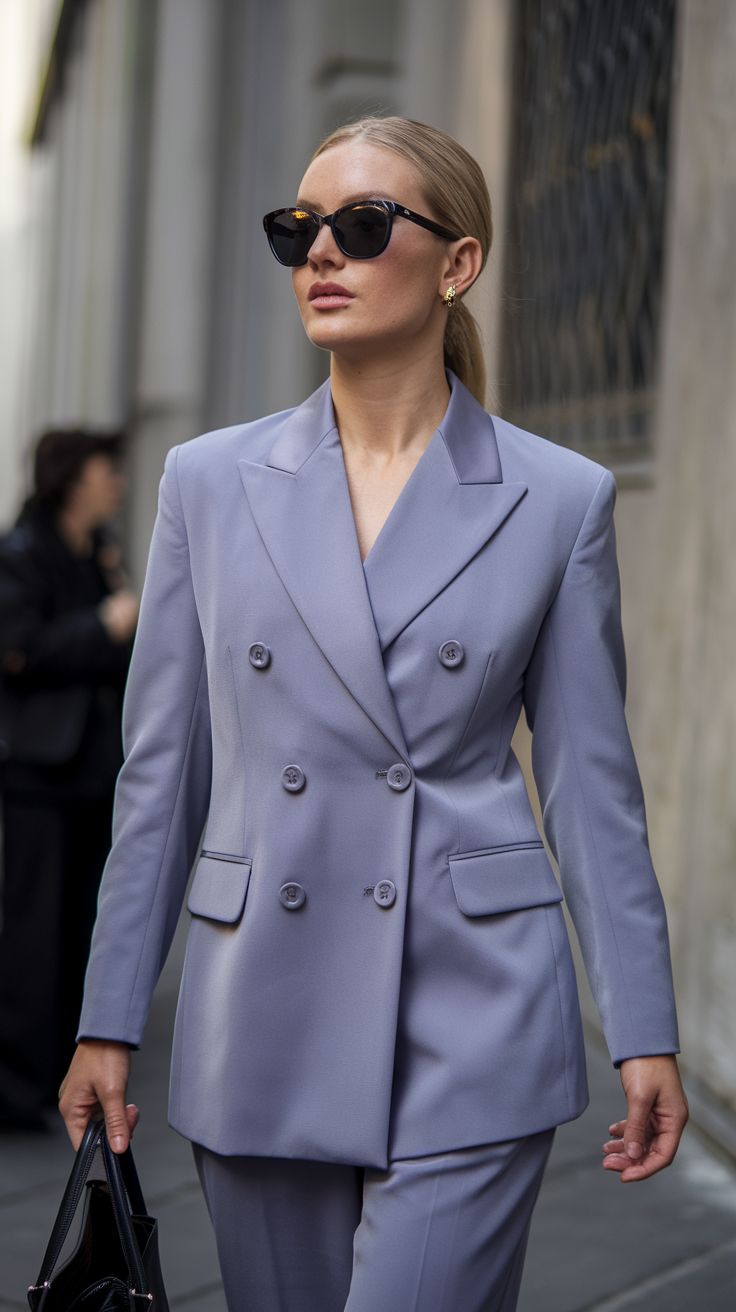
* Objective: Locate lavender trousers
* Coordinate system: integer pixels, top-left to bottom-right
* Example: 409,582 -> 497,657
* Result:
193,1129 -> 554,1312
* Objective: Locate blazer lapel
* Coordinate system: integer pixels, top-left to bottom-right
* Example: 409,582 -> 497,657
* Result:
362,374 -> 528,650
238,383 -> 409,759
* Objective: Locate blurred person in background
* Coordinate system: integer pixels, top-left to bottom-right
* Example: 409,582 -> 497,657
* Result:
0,431 -> 137,1130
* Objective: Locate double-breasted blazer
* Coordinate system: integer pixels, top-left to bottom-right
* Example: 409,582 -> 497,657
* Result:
80,372 -> 679,1168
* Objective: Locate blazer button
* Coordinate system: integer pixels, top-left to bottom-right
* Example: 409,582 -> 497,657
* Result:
281,765 -> 305,792
374,880 -> 397,908
279,882 -> 305,909
249,642 -> 271,668
387,763 -> 412,791
439,640 -> 464,668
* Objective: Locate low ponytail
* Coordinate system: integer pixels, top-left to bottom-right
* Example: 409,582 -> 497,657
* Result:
443,301 -> 487,408
312,117 -> 492,407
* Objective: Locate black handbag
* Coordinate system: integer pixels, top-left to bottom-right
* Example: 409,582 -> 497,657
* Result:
28,1119 -> 169,1312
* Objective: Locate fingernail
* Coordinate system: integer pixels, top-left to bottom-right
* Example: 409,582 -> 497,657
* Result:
628,1141 -> 643,1158
112,1135 -> 126,1152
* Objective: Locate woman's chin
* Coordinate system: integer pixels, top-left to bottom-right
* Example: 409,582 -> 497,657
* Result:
304,323 -> 374,356
304,317 -> 413,362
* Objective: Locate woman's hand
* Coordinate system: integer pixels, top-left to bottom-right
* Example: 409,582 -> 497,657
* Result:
603,1054 -> 688,1182
59,1039 -> 138,1153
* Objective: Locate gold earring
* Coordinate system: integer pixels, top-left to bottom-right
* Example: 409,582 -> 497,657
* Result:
443,283 -> 457,308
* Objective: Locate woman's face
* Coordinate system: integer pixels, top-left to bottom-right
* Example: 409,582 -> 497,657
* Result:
291,140 -> 481,364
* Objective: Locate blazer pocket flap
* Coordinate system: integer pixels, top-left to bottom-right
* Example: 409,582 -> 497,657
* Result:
449,846 -> 562,917
188,854 -> 251,923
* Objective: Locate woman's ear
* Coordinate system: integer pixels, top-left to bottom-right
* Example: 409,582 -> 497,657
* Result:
440,236 -> 483,299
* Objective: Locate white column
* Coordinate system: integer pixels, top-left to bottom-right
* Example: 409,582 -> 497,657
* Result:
452,0 -> 514,410
25,0 -> 143,437
128,0 -> 221,586
0,0 -> 64,525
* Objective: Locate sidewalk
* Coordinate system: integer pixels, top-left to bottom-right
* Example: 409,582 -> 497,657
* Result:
2,910 -> 736,1312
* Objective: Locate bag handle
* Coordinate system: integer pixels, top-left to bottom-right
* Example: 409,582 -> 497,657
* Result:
33,1118 -> 105,1289
31,1119 -> 150,1299
100,1131 -> 149,1296
117,1141 -> 148,1218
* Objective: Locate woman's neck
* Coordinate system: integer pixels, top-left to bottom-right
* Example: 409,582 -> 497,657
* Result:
330,345 -> 450,459
330,345 -> 452,562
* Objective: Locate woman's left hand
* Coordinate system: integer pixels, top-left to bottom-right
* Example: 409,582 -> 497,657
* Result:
602,1054 -> 689,1182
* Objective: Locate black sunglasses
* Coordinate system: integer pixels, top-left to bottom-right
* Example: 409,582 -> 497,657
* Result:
263,199 -> 461,266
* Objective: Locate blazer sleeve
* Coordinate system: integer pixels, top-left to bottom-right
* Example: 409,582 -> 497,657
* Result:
78,446 -> 212,1047
523,469 -> 680,1065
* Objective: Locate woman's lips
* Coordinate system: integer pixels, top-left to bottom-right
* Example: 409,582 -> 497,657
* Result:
308,283 -> 354,309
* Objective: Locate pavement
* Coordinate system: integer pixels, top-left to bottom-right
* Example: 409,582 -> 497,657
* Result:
3,908 -> 736,1312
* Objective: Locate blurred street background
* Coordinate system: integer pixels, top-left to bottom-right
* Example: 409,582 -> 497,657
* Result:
2,0 -> 736,1306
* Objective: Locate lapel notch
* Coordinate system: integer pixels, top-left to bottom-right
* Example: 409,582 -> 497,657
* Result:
265,380 -> 334,474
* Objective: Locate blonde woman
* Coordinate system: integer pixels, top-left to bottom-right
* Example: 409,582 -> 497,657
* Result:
61,118 -> 687,1312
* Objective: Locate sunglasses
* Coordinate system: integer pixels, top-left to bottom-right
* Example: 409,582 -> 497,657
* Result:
263,199 -> 461,266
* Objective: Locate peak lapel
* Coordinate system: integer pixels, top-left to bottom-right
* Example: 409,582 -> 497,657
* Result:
363,375 -> 527,650
238,383 -> 408,759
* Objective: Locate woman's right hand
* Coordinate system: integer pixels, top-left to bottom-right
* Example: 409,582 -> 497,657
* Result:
59,1039 -> 138,1153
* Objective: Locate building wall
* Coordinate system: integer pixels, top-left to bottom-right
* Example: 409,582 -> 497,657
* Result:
0,0 -> 57,523
617,0 -> 736,1124
507,2 -> 736,1136
27,0 -> 147,436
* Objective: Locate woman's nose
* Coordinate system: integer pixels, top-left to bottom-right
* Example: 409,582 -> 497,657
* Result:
307,223 -> 344,268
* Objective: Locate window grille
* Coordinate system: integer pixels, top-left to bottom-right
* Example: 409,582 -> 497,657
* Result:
502,0 -> 677,482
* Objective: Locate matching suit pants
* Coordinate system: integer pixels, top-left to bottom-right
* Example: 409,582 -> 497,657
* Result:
193,1128 -> 554,1312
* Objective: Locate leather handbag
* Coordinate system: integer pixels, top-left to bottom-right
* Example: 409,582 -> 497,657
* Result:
28,1119 -> 169,1312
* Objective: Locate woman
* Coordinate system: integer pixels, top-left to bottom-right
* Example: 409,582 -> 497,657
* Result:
60,118 -> 687,1310
0,430 -> 137,1128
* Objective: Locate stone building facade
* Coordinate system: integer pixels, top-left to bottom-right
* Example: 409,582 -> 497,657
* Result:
4,0 -> 736,1150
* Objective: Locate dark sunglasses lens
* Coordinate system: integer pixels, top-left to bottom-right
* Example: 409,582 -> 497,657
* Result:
267,210 -> 319,266
334,205 -> 390,258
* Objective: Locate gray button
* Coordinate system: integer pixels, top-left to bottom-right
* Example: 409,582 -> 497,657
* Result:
387,763 -> 412,792
439,640 -> 464,668
281,765 -> 305,792
374,880 -> 397,908
249,642 -> 271,668
279,882 -> 305,909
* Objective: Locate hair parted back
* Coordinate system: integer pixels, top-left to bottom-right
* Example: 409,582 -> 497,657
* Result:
311,116 -> 492,406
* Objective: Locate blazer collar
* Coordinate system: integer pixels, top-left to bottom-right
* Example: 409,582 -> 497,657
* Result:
264,371 -> 504,481
237,373 -> 526,750
265,378 -> 335,474
362,373 -> 527,649
438,370 -> 503,484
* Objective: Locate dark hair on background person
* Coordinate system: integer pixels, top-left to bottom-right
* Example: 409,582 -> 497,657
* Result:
29,429 -> 125,516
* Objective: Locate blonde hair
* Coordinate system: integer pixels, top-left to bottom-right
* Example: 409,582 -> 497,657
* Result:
311,116 -> 492,406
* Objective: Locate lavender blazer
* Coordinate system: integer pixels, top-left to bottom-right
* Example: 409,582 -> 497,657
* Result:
79,372 -> 679,1167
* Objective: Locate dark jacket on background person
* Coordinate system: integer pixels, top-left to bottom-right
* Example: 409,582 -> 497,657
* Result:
0,506 -> 131,798
0,506 -> 132,1125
